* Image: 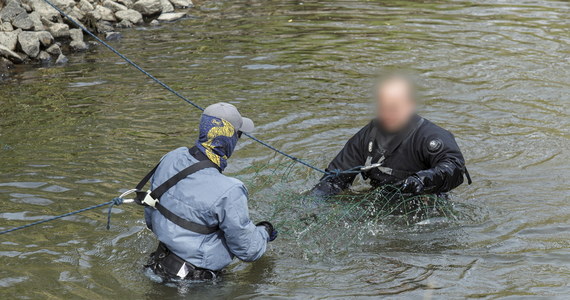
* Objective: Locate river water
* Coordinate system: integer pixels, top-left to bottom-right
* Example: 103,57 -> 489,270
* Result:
1,0 -> 569,298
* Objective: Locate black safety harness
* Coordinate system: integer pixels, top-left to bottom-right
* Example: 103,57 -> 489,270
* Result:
134,147 -> 221,235
146,242 -> 220,281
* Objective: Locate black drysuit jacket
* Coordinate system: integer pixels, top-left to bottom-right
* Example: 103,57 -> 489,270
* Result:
312,115 -> 470,197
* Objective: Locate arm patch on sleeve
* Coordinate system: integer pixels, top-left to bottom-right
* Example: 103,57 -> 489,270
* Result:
427,138 -> 443,153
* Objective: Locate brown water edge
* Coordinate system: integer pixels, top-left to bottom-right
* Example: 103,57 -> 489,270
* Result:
1,0 -> 569,298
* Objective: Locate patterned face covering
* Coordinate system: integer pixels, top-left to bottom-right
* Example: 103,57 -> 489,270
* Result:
195,114 -> 239,170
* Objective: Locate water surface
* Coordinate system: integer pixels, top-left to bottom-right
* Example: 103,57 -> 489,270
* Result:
1,0 -> 569,298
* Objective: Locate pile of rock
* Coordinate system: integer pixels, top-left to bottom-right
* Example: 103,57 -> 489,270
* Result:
0,0 -> 192,66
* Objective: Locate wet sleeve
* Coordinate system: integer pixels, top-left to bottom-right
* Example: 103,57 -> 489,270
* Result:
416,130 -> 467,193
310,123 -> 370,197
215,185 -> 269,262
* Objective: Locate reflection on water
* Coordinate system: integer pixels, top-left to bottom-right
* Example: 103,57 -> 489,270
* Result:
1,0 -> 569,298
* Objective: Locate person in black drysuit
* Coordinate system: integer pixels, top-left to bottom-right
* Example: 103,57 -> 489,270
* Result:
311,76 -> 471,198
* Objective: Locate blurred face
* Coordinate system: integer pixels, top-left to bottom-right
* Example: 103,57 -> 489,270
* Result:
375,78 -> 416,132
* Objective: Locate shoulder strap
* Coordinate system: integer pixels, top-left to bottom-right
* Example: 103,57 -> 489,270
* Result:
134,149 -> 221,203
149,160 -> 218,200
136,163 -> 160,192
154,160 -> 220,234
135,156 -> 221,235
134,163 -> 160,205
364,125 -> 381,167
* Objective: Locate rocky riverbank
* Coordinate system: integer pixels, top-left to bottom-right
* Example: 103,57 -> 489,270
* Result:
0,0 -> 192,67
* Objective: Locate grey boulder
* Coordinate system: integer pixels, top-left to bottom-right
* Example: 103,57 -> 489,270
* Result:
21,3 -> 32,13
0,44 -> 23,63
0,22 -> 14,31
49,23 -> 70,38
105,31 -> 122,41
157,12 -> 185,22
37,50 -> 51,62
50,0 -> 76,10
18,31 -> 40,58
70,40 -> 88,51
117,0 -> 134,8
35,30 -> 54,47
115,9 -> 142,24
66,6 -> 86,22
95,5 -> 116,22
0,57 -> 14,69
96,20 -> 114,33
69,28 -> 83,41
0,29 -> 20,51
85,10 -> 102,22
160,0 -> 174,13
25,0 -> 59,22
77,0 -> 95,14
133,0 -> 162,16
169,0 -> 192,8
103,0 -> 128,12
46,43 -> 61,55
69,28 -> 88,51
116,19 -> 133,28
55,53 -> 67,64
12,12 -> 34,30
0,1 -> 26,23
27,11 -> 44,30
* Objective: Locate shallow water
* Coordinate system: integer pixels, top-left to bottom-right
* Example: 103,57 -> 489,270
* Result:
1,0 -> 569,298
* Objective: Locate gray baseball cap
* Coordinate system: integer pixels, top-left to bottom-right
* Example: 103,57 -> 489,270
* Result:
203,102 -> 255,133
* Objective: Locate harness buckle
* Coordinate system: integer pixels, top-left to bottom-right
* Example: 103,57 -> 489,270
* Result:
142,190 -> 159,208
377,166 -> 394,175
364,156 -> 373,167
362,155 -> 386,171
361,163 -> 382,171
176,262 -> 190,278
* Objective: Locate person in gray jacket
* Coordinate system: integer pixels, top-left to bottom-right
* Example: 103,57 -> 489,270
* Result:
142,102 -> 277,282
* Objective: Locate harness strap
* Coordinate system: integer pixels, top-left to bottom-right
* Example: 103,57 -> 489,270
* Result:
149,242 -> 219,280
135,150 -> 221,235
376,166 -> 414,179
364,125 -> 385,168
464,167 -> 473,185
135,163 -> 160,198
155,201 -> 219,234
149,160 -> 218,200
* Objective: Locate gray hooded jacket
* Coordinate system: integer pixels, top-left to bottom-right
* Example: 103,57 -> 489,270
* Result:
144,147 -> 269,271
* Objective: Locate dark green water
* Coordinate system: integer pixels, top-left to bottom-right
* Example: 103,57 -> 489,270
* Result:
1,0 -> 569,298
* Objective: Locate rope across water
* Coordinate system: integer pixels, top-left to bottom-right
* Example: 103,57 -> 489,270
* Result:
0,0 -> 370,235
41,0 -> 330,174
0,198 -> 123,235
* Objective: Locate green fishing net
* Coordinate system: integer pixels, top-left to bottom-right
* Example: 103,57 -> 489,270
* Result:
238,158 -> 462,255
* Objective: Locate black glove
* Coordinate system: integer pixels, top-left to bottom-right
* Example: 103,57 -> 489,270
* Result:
398,175 -> 425,195
256,221 -> 278,242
